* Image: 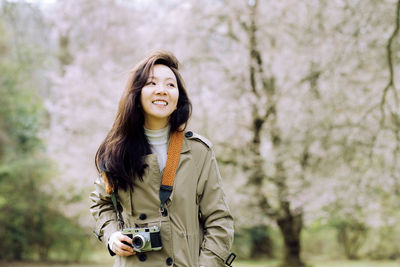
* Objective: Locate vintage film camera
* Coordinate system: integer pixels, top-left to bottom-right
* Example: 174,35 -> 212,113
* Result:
122,226 -> 162,252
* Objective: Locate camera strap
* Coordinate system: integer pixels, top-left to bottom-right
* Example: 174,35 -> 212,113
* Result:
101,130 -> 184,227
159,130 -> 184,213
101,172 -> 124,230
111,191 -> 124,229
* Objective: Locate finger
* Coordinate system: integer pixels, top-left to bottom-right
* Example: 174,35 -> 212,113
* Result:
114,244 -> 136,256
119,235 -> 133,245
117,240 -> 135,253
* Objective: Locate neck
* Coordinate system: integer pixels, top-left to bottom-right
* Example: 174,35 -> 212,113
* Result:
144,118 -> 169,130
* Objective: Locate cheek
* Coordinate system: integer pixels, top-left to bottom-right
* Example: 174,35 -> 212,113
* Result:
172,90 -> 179,107
140,94 -> 146,109
140,88 -> 150,106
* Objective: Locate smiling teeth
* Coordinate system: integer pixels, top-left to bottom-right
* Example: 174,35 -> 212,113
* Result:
153,101 -> 168,106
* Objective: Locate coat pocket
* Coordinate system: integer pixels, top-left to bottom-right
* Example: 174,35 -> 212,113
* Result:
186,231 -> 200,265
173,230 -> 200,266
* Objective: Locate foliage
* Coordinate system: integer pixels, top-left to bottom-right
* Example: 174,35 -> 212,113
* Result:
233,225 -> 278,260
366,226 -> 400,260
0,3 -> 89,261
1,0 -> 400,263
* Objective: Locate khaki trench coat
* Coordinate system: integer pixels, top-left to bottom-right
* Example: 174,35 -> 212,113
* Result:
90,131 -> 234,267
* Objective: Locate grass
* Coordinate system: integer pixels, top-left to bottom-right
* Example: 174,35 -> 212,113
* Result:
1,260 -> 400,267
235,260 -> 400,267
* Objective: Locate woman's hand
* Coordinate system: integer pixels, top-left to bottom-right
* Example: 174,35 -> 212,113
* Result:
108,231 -> 136,256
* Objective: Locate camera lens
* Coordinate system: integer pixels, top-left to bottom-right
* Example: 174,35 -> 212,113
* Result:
132,235 -> 145,249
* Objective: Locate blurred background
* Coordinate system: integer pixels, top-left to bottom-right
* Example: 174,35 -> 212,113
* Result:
1,0 -> 400,266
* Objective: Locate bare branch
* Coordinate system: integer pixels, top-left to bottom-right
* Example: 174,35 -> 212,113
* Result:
380,0 -> 400,125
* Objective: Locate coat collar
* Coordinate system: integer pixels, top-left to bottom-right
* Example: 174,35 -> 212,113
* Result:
143,132 -> 191,166
180,135 -> 191,154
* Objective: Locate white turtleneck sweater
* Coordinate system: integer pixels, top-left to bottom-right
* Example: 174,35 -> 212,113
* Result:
144,125 -> 170,172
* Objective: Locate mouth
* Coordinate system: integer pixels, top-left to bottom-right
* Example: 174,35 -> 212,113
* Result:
152,100 -> 168,106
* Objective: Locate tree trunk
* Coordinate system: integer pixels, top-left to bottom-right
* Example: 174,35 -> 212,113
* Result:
245,1 -> 307,266
337,220 -> 367,260
277,213 -> 306,267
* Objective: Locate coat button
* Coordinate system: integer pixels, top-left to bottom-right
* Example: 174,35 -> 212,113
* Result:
185,131 -> 193,138
166,257 -> 173,265
138,253 -> 147,261
139,213 -> 147,220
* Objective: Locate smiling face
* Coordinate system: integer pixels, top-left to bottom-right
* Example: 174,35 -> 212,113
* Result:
140,64 -> 179,130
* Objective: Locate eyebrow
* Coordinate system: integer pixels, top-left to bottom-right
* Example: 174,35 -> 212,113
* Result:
148,76 -> 176,82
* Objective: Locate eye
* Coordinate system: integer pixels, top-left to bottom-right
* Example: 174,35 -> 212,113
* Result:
146,81 -> 156,86
168,83 -> 176,88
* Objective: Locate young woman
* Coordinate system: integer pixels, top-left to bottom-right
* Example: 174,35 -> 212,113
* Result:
90,51 -> 234,267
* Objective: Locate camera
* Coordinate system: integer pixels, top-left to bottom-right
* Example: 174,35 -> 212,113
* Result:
122,226 -> 162,253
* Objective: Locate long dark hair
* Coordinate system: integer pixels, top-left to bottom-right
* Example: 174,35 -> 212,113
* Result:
95,50 -> 192,191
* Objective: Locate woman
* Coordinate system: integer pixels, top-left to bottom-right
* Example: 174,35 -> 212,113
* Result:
90,50 -> 234,267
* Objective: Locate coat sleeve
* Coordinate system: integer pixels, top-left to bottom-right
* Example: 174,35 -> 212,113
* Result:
197,149 -> 234,267
89,174 -> 120,252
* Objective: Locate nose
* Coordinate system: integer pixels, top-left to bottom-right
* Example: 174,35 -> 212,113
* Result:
154,83 -> 167,95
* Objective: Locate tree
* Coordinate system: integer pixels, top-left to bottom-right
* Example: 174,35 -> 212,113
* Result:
0,1 -> 89,261
183,0 -> 400,264
33,0 -> 400,263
